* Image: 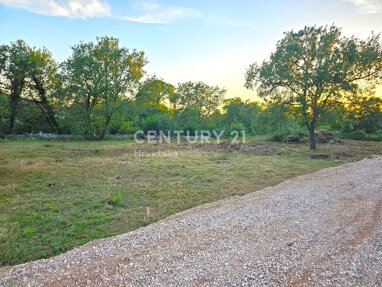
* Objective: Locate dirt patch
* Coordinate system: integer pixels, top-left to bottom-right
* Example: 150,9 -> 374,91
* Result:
196,141 -> 278,154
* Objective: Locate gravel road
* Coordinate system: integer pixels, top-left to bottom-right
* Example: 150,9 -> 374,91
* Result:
1,156 -> 381,286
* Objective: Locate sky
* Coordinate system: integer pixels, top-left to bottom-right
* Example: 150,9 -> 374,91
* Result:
0,0 -> 381,100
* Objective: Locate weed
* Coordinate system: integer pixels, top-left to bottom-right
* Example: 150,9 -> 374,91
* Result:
107,189 -> 123,207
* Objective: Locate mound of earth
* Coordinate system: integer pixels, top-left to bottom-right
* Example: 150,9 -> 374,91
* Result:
197,141 -> 277,154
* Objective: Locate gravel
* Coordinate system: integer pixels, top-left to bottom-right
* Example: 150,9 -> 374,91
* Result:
1,156 -> 381,286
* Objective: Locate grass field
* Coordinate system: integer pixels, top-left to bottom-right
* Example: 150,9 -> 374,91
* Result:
0,138 -> 381,266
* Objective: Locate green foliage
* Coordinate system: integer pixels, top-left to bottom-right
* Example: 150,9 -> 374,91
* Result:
61,36 -> 147,138
0,92 -> 8,135
26,46 -> 60,131
342,96 -> 382,135
171,81 -> 225,122
221,98 -> 261,133
140,113 -> 176,132
0,40 -> 60,134
70,121 -> 89,136
341,130 -> 368,140
115,120 -> 139,134
245,25 -> 382,149
14,100 -> 52,133
23,226 -> 37,237
136,78 -> 175,109
0,34 -> 381,140
0,40 -> 30,134
174,108 -> 201,134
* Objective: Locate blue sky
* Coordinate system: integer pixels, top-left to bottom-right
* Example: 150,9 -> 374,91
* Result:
0,0 -> 381,99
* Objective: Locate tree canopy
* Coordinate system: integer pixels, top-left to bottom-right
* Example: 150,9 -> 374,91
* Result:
61,36 -> 147,138
0,40 -> 59,133
0,31 -> 382,144
245,25 -> 382,149
170,81 -> 226,122
0,40 -> 30,133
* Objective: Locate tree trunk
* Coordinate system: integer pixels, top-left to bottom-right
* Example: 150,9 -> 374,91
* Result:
99,114 -> 112,140
308,126 -> 316,150
39,97 -> 58,131
7,82 -> 23,134
7,109 -> 16,134
31,76 -> 58,131
84,96 -> 93,136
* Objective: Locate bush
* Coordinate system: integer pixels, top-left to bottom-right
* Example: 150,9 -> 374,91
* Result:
225,121 -> 246,134
251,103 -> 295,135
115,120 -> 139,134
12,100 -> 53,134
70,121 -> 88,136
341,130 -> 368,140
140,113 -> 175,132
175,108 -> 200,133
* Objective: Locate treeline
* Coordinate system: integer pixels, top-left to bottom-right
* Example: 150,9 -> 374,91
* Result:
1,36 -> 382,141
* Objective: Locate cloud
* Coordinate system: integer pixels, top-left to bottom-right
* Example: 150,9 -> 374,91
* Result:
342,0 -> 382,14
0,0 -> 201,23
0,0 -> 112,18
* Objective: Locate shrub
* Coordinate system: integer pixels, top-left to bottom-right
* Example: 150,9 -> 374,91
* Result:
70,121 -> 88,136
117,120 -> 139,134
225,121 -> 246,134
107,189 -> 123,207
140,113 -> 176,132
341,130 -> 368,140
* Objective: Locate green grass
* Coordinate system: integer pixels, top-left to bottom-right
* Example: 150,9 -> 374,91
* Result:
0,139 -> 381,266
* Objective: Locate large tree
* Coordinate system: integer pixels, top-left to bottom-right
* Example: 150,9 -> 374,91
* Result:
0,41 -> 59,133
26,47 -> 60,131
170,81 -> 225,122
62,36 -> 147,138
135,78 -> 175,120
0,40 -> 29,134
136,78 -> 175,108
245,25 -> 382,149
222,98 -> 261,131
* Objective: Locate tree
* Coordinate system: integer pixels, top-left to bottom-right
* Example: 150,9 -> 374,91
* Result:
170,81 -> 225,122
136,78 -> 175,109
343,96 -> 382,136
245,25 -> 382,149
0,91 -> 8,135
222,98 -> 261,132
26,47 -> 60,131
0,40 -> 30,134
252,102 -> 301,136
0,41 -> 59,133
62,36 -> 147,138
